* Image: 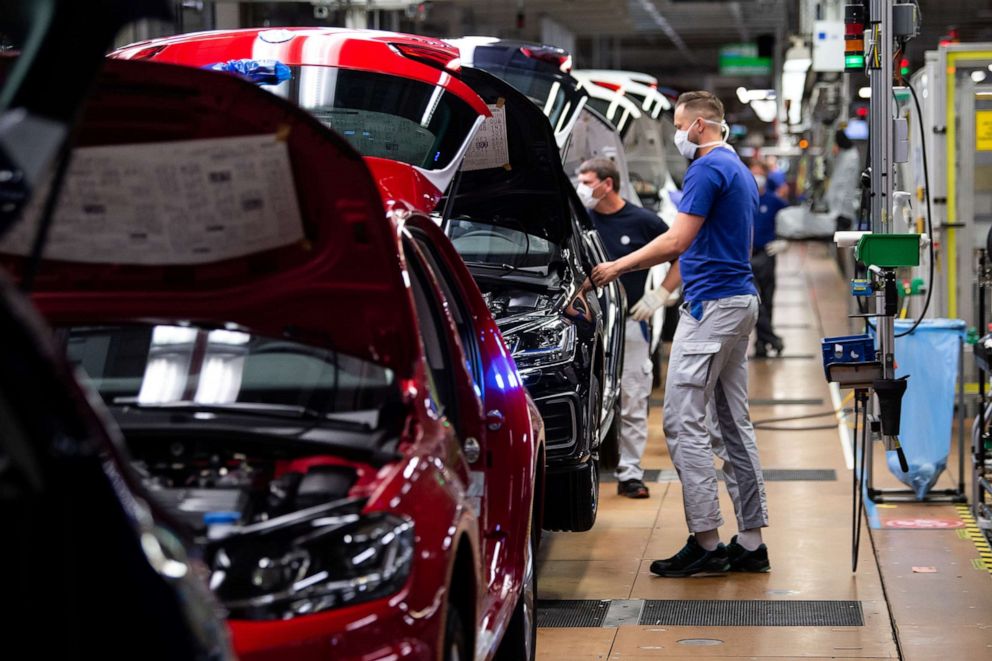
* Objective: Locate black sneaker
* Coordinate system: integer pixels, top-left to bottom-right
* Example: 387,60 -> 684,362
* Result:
617,478 -> 650,499
649,536 -> 730,577
726,535 -> 771,572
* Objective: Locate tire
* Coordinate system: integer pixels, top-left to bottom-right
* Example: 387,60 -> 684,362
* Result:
542,459 -> 599,532
598,398 -> 621,471
443,599 -> 471,661
494,505 -> 538,661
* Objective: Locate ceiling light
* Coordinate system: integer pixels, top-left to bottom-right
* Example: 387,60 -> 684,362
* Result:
972,70 -> 988,83
858,87 -> 871,99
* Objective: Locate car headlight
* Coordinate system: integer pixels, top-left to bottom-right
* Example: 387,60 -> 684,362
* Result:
506,320 -> 577,370
209,512 -> 414,620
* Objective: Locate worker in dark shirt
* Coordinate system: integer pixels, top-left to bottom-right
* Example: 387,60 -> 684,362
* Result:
749,160 -> 788,358
577,157 -> 670,499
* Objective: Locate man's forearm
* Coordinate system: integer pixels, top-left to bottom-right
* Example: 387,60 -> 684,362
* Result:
661,260 -> 681,292
614,233 -> 682,275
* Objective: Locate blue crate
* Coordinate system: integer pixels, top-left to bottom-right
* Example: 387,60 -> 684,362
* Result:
821,334 -> 877,380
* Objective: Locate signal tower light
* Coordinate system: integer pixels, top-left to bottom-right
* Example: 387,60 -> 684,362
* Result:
844,3 -> 866,71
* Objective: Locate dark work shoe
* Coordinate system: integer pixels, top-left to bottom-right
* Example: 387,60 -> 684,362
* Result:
727,535 -> 771,572
617,479 -> 650,499
650,536 -> 730,577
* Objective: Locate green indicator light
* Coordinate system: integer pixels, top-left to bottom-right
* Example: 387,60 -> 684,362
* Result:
845,54 -> 865,69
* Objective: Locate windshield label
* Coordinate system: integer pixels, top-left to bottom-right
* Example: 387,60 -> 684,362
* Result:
461,101 -> 510,172
1,134 -> 305,265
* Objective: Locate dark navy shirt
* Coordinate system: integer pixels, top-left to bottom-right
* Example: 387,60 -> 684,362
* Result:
754,190 -> 787,250
677,146 -> 759,301
589,201 -> 669,304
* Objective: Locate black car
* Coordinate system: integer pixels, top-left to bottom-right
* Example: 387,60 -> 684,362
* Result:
441,67 -> 625,532
449,37 -> 589,151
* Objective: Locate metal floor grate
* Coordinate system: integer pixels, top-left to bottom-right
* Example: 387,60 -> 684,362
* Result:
601,469 -> 836,483
763,468 -> 837,481
536,600 -> 609,628
749,398 -> 825,406
638,600 -> 864,627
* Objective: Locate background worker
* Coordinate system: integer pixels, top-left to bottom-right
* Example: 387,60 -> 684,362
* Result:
825,129 -> 861,232
748,160 -> 788,358
591,91 -> 770,577
576,157 -> 670,499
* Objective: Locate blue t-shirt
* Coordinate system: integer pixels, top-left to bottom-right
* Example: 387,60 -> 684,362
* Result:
754,190 -> 788,250
589,201 -> 669,304
677,147 -> 759,301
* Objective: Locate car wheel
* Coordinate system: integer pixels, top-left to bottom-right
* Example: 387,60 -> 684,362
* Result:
494,508 -> 538,661
598,398 -> 621,471
542,458 -> 599,532
443,599 -> 471,661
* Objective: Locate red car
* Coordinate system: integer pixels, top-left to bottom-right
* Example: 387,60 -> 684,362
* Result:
3,39 -> 542,661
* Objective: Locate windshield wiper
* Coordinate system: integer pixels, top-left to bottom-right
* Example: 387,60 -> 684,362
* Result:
110,400 -> 372,428
465,261 -> 522,273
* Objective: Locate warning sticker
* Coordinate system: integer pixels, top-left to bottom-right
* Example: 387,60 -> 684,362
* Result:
1,134 -> 305,265
977,110 -> 992,151
461,100 -> 510,171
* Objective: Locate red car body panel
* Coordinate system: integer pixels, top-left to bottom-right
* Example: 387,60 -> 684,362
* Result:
2,52 -> 540,661
110,28 -> 490,119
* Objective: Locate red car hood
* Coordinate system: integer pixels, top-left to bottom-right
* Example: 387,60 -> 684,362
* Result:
0,58 -> 419,375
112,28 -> 490,204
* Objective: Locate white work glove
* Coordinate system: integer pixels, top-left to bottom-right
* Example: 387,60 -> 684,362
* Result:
630,287 -> 670,321
765,239 -> 789,256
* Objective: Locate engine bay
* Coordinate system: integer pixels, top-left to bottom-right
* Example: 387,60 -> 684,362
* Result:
129,435 -> 360,537
482,288 -> 558,319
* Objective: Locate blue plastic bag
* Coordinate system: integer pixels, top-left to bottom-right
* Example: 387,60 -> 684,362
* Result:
203,59 -> 291,86
884,319 -> 965,498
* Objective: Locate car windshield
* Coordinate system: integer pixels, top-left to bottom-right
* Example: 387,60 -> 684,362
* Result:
263,66 -> 477,170
470,51 -> 585,133
446,218 -> 558,272
65,324 -> 396,429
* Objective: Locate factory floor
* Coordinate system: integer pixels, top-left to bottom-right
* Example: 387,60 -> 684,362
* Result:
535,242 -> 992,660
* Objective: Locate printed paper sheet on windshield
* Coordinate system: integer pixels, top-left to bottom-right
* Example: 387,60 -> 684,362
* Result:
1,134 -> 305,265
461,101 -> 510,172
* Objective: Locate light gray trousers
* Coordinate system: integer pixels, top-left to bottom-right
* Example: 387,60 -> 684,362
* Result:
663,294 -> 769,533
617,318 -> 652,482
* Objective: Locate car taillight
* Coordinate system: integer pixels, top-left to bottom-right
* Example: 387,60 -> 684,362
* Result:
592,80 -> 623,92
390,43 -> 461,71
648,82 -> 658,89
519,46 -> 572,73
126,44 -> 166,61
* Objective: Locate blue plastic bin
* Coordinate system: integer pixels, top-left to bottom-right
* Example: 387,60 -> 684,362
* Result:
821,334 -> 877,380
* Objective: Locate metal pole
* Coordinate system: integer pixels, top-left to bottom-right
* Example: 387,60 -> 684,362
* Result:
959,334 -> 967,498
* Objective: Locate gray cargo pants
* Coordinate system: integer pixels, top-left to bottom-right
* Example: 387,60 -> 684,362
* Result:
663,294 -> 769,533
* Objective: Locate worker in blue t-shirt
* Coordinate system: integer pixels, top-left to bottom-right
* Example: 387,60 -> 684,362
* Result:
577,157 -> 670,500
749,160 -> 789,358
591,91 -> 769,578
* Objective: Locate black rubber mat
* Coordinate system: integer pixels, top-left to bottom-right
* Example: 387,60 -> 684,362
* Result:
749,398 -> 824,406
650,397 -> 822,407
638,600 -> 864,627
600,469 -> 663,483
600,469 -> 835,483
763,468 -> 836,481
536,600 -> 609,628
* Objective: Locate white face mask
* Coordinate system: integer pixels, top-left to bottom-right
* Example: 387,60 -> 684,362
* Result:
576,182 -> 604,210
674,117 -> 729,160
754,174 -> 767,191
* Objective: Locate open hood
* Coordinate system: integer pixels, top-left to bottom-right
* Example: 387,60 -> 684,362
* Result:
112,28 -> 490,207
0,58 -> 418,374
446,67 -> 575,246
447,37 -> 587,150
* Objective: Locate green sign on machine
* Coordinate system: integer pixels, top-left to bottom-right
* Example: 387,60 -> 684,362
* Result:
719,43 -> 772,76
